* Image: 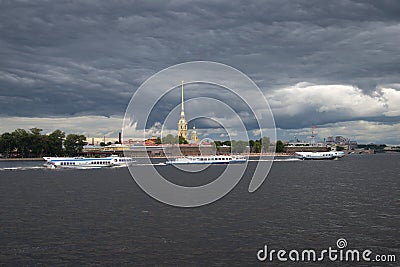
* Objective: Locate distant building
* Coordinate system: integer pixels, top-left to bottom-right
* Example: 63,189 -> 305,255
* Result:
190,126 -> 199,143
335,136 -> 347,145
103,144 -> 127,152
178,81 -> 202,145
326,136 -> 335,144
349,140 -> 358,149
83,145 -> 104,152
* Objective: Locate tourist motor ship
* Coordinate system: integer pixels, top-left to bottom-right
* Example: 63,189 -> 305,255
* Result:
295,151 -> 345,160
166,155 -> 247,165
43,155 -> 135,168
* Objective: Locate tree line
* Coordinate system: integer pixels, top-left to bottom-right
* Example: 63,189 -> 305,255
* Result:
0,128 -> 86,158
0,129 -> 286,158
160,134 -> 285,153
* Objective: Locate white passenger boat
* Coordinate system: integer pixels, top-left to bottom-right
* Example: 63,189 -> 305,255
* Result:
43,155 -> 135,168
166,155 -> 247,165
295,151 -> 345,160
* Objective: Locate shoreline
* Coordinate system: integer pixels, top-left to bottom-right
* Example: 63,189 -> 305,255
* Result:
0,154 -> 292,161
1,153 -> 388,162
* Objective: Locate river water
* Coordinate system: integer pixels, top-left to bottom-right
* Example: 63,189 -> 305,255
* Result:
0,154 -> 398,266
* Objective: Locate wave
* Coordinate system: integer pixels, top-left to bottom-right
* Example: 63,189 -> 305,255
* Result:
0,166 -> 46,171
273,158 -> 301,162
248,158 -> 301,162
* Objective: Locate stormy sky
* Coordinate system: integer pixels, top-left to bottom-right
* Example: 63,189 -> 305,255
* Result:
1,0 -> 399,143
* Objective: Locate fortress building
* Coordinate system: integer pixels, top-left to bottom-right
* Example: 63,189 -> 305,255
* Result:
178,81 -> 200,143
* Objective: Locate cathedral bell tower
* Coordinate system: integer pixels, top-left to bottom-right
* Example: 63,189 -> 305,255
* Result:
190,125 -> 199,143
178,80 -> 188,140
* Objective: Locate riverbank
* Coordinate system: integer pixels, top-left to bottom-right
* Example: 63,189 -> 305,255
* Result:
0,154 -> 290,161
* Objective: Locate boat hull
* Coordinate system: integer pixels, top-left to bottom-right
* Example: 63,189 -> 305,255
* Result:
166,155 -> 247,165
43,156 -> 135,168
166,160 -> 246,165
295,151 -> 345,160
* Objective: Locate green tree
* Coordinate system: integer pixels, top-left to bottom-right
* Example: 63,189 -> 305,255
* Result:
162,134 -> 178,144
12,129 -> 30,157
155,137 -> 162,144
41,134 -> 50,156
0,132 -> 15,158
64,134 -> 86,156
276,140 -> 285,153
29,128 -> 43,157
222,140 -> 231,146
249,140 -> 255,152
261,136 -> 271,153
214,140 -> 222,148
231,140 -> 248,154
253,139 -> 262,153
179,135 -> 188,144
48,129 -> 65,156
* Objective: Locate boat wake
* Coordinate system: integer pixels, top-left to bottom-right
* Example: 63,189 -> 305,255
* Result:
0,159 -> 302,171
0,163 -> 167,171
129,163 -> 167,166
273,158 -> 301,162
0,166 -> 46,171
248,158 -> 301,162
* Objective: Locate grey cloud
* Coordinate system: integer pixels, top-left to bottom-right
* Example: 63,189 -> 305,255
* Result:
0,0 -> 399,135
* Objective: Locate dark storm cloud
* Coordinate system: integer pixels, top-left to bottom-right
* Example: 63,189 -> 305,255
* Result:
145,83 -> 258,130
1,0 -> 399,132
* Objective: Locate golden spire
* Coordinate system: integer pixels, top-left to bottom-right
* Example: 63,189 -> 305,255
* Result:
178,80 -> 188,140
181,80 -> 184,112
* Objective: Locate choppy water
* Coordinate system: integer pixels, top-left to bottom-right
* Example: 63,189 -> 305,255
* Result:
0,154 -> 399,266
